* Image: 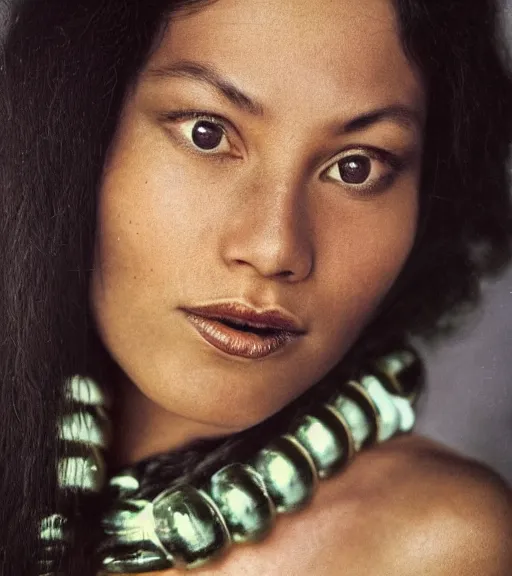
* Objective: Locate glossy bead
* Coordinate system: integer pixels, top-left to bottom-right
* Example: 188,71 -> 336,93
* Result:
59,410 -> 109,449
152,485 -> 231,569
360,374 -> 415,441
57,444 -> 105,492
372,349 -> 423,402
109,471 -> 141,498
65,375 -> 111,407
289,404 -> 353,479
101,545 -> 170,573
102,499 -> 149,538
39,514 -> 69,543
340,380 -> 380,445
206,463 -> 276,543
248,435 -> 318,513
328,393 -> 372,452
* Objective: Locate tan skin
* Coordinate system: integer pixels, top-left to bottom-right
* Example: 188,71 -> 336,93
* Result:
91,0 -> 512,574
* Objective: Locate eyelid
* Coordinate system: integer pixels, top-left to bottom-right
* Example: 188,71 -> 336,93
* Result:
162,109 -> 241,156
164,109 -> 232,129
326,146 -> 405,171
321,146 -> 407,194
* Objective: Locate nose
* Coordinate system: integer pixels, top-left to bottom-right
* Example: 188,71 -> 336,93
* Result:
219,167 -> 314,283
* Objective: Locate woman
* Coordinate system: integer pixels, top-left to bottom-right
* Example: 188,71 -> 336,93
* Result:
1,0 -> 511,574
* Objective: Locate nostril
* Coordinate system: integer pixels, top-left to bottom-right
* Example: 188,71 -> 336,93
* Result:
278,270 -> 294,278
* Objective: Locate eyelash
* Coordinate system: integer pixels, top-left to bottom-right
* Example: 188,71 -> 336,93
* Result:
164,110 -> 236,161
163,109 -> 407,194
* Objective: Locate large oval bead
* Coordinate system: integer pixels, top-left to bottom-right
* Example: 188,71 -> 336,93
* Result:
108,471 -> 141,499
101,499 -> 149,537
359,374 -> 415,441
57,444 -> 106,492
289,404 -> 354,479
100,545 -> 171,574
59,410 -> 110,449
152,485 -> 231,569
328,392 -> 373,452
372,349 -> 423,403
248,435 -> 318,514
206,463 -> 276,543
65,375 -> 111,407
39,514 -> 69,543
337,380 -> 380,446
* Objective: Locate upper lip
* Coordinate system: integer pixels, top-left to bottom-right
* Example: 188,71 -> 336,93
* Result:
180,302 -> 306,334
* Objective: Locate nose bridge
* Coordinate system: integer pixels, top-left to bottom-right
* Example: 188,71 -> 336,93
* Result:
220,155 -> 314,281
255,159 -> 305,233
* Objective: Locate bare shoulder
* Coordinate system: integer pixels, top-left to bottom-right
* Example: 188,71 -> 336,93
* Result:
321,433 -> 512,575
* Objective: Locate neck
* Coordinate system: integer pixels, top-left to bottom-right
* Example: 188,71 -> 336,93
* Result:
105,366 -> 236,470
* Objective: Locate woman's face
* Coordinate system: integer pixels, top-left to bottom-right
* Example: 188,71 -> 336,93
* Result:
91,0 -> 425,458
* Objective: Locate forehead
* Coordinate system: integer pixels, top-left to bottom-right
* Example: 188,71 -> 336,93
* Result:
146,0 -> 424,120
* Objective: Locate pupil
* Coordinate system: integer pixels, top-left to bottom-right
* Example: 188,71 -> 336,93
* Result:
339,156 -> 371,184
192,121 -> 224,150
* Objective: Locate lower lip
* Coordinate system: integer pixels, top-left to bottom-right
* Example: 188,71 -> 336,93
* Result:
183,312 -> 300,359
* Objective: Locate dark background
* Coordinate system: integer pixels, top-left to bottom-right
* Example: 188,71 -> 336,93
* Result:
1,0 -> 511,483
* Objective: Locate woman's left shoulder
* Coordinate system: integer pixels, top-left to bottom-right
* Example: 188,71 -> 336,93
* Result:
344,433 -> 512,575
377,433 -> 512,512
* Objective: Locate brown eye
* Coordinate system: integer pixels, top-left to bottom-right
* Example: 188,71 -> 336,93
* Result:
191,120 -> 225,150
324,148 -> 400,194
337,155 -> 371,184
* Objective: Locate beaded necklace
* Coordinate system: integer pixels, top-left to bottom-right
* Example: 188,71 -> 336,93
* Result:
38,348 -> 422,575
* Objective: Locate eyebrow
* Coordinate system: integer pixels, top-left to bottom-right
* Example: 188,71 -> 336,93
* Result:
340,106 -> 423,134
146,60 -> 265,116
145,59 -> 423,134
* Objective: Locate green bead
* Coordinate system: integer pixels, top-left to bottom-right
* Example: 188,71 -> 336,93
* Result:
328,392 -> 372,451
372,349 -> 422,402
39,514 -> 69,543
336,381 -> 380,446
65,375 -> 111,407
100,501 -> 173,571
102,499 -> 149,538
290,404 -> 352,479
101,547 -> 171,573
108,471 -> 140,498
206,463 -> 276,543
152,485 -> 231,569
59,410 -> 109,449
248,435 -> 318,514
359,374 -> 416,441
57,443 -> 105,492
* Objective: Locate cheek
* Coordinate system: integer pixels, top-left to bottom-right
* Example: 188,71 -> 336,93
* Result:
89,120 -> 224,365
315,190 -> 418,352
92,118 -> 199,288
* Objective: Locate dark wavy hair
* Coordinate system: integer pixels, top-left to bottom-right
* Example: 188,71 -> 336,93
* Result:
1,0 -> 511,574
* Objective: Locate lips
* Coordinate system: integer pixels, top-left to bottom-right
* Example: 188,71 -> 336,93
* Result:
180,302 -> 305,359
